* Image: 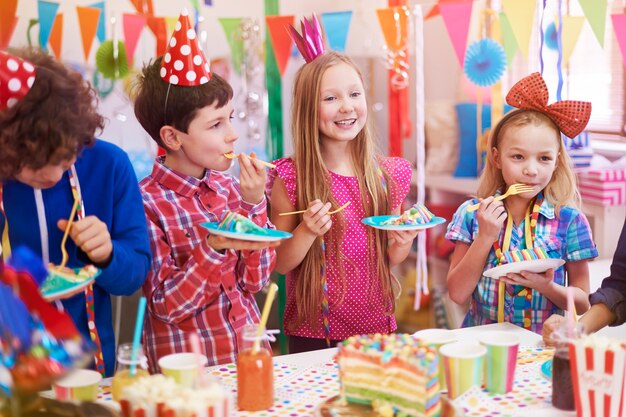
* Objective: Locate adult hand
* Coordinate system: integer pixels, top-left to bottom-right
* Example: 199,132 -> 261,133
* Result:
475,197 -> 507,242
207,234 -> 281,251
58,216 -> 113,265
542,314 -> 564,346
239,152 -> 267,205
302,199 -> 332,237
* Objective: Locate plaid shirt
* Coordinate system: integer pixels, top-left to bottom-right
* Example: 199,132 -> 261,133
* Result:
139,158 -> 275,371
446,197 -> 598,333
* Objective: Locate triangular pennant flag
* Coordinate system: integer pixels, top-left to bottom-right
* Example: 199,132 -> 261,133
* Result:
560,16 -> 584,66
266,15 -> 294,76
502,0 -> 535,59
499,12 -> 518,65
76,6 -> 101,62
38,0 -> 59,49
48,13 -> 63,59
612,14 -> 626,69
165,16 -> 178,36
147,16 -> 168,57
579,0 -> 607,47
0,0 -> 17,18
321,11 -> 352,52
122,13 -> 146,67
189,0 -> 200,12
439,1 -> 473,66
0,15 -> 18,50
425,4 -> 440,20
218,17 -> 243,75
89,1 -> 106,43
130,0 -> 153,16
376,8 -> 408,51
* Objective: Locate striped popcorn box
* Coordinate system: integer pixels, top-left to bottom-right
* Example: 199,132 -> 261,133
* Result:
568,336 -> 626,417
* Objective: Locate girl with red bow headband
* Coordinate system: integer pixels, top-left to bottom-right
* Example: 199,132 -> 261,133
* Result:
445,72 -> 598,334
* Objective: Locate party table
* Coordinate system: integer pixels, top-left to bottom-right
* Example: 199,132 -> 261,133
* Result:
90,322 -> 574,417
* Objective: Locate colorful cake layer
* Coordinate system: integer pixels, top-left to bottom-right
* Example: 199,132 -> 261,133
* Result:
40,264 -> 98,294
337,333 -> 441,417
382,203 -> 434,226
119,374 -> 234,417
217,211 -> 268,235
500,247 -> 549,264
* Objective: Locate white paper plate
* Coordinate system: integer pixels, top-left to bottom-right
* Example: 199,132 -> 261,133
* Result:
200,222 -> 293,242
361,215 -> 446,231
483,258 -> 565,278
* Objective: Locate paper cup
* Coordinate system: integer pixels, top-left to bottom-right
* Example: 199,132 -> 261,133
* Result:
440,341 -> 486,399
53,369 -> 102,402
413,328 -> 457,390
479,332 -> 519,394
158,353 -> 208,388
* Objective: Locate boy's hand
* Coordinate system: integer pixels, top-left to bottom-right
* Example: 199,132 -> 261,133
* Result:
302,200 -> 332,237
57,216 -> 113,265
542,314 -> 564,346
388,229 -> 420,247
475,197 -> 507,242
501,268 -> 555,293
239,152 -> 267,205
207,234 -> 281,251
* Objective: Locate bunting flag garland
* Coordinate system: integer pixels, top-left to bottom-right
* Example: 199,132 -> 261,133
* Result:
147,16 -> 168,58
38,0 -> 60,50
0,0 -> 18,51
560,16 -> 585,66
578,0 -> 607,47
439,1 -> 473,66
130,0 -> 153,16
321,11 -> 352,53
47,13 -> 63,59
122,13 -> 147,68
499,12 -> 518,65
501,0 -> 535,59
218,18 -> 244,75
76,6 -> 101,62
265,15 -> 294,76
89,1 -> 106,43
612,13 -> 626,69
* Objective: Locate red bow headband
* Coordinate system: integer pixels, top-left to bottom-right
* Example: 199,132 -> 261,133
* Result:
505,72 -> 591,139
288,14 -> 325,63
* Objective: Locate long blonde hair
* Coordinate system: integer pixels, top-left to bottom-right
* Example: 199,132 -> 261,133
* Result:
290,51 -> 395,331
478,109 -> 581,214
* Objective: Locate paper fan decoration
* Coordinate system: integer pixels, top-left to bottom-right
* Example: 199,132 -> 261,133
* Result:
463,39 -> 506,87
545,22 -> 558,50
95,40 -> 130,80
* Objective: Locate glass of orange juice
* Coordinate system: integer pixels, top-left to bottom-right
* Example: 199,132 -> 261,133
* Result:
111,343 -> 149,401
237,324 -> 273,411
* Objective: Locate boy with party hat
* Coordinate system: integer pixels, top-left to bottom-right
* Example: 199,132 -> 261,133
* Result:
134,9 -> 276,371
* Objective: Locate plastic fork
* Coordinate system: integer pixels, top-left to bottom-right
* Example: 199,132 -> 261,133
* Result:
279,201 -> 351,216
59,197 -> 80,268
224,152 -> 276,168
466,183 -> 535,212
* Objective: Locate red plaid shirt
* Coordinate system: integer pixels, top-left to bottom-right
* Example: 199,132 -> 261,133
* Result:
139,158 -> 275,372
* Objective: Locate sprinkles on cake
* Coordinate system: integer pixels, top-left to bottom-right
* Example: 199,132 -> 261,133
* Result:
382,203 -> 435,226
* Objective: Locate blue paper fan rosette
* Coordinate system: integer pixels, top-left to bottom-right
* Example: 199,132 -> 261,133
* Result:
545,22 -> 559,50
463,39 -> 507,87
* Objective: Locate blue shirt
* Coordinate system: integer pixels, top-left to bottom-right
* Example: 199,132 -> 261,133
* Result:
1,140 -> 151,376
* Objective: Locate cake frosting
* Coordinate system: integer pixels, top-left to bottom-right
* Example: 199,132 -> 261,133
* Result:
40,264 -> 99,294
336,333 -> 441,417
499,247 -> 549,265
382,203 -> 434,226
217,211 -> 268,235
119,374 -> 234,417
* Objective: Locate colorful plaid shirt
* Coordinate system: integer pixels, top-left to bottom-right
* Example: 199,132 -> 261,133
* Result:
139,158 -> 275,372
445,197 -> 598,333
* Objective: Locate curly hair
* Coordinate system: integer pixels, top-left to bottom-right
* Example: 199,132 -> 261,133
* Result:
0,48 -> 103,181
132,56 -> 233,148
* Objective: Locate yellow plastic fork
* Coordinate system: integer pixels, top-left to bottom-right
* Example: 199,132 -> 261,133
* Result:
59,197 -> 80,268
466,183 -> 535,212
224,152 -> 276,168
279,201 -> 351,217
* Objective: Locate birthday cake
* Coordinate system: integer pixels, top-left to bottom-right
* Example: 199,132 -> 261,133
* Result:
217,211 -> 269,235
499,247 -> 549,265
40,264 -> 99,295
382,203 -> 435,226
119,374 -> 234,417
336,334 -> 441,417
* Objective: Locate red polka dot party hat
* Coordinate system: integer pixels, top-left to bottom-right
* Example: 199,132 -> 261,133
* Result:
160,9 -> 211,86
0,51 -> 36,111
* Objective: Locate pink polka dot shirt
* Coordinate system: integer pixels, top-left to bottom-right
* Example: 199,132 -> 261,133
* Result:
268,157 -> 412,340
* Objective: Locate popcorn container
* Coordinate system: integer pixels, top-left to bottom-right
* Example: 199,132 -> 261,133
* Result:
569,336 -> 626,417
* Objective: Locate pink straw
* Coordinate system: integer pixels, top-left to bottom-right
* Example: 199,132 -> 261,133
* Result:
189,332 -> 207,388
566,287 -> 576,338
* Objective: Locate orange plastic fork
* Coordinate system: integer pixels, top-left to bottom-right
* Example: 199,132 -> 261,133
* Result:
466,183 -> 535,212
279,201 -> 351,216
224,152 -> 276,168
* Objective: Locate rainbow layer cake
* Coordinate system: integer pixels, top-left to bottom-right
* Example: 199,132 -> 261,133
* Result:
336,333 -> 441,417
218,211 -> 268,235
40,264 -> 98,293
382,203 -> 434,226
499,247 -> 549,265
119,374 -> 233,417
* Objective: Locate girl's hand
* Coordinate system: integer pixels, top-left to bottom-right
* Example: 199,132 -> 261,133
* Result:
542,314 -> 564,346
388,229 -> 420,247
239,152 -> 267,205
302,199 -> 332,236
58,216 -> 113,265
475,196 -> 507,242
501,268 -> 555,293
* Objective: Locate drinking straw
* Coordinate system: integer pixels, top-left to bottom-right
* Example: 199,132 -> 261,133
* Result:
565,286 -> 576,339
130,296 -> 147,376
253,283 -> 278,353
189,332 -> 207,388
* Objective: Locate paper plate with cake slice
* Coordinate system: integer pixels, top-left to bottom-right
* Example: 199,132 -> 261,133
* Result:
201,211 -> 292,242
41,264 -> 101,301
483,258 -> 565,278
362,203 -> 446,231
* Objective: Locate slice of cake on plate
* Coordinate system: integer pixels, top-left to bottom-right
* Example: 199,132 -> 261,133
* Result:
499,247 -> 549,264
382,203 -> 435,226
218,211 -> 269,235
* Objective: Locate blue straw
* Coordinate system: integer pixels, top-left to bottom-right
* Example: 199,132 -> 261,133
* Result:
130,296 -> 147,377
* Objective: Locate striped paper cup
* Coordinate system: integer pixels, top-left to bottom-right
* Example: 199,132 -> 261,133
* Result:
413,328 -> 457,391
53,369 -> 102,402
440,341 -> 486,399
479,332 -> 519,394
